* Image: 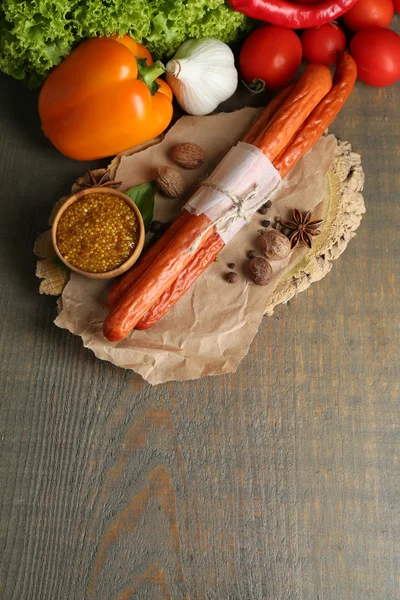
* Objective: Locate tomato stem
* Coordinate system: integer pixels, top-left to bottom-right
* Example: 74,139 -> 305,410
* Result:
242,78 -> 267,94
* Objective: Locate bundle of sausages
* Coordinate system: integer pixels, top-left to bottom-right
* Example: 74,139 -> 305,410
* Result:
104,52 -> 357,342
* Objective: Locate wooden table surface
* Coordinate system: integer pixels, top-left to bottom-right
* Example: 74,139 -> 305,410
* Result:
1,44 -> 400,599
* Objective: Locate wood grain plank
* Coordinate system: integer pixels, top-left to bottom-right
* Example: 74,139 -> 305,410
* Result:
1,28 -> 400,599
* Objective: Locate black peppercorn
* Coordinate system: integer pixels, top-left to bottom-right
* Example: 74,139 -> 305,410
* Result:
247,250 -> 257,259
228,262 -> 235,269
150,220 -> 164,233
265,200 -> 272,208
226,272 -> 239,284
258,205 -> 268,215
261,219 -> 271,228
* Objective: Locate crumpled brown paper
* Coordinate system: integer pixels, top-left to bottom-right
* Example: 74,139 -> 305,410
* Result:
52,107 -> 349,384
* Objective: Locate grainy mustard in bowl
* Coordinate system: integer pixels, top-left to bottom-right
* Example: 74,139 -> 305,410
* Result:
51,187 -> 145,279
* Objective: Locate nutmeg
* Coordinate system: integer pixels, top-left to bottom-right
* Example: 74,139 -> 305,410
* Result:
258,229 -> 291,261
171,143 -> 204,169
156,166 -> 185,198
248,257 -> 273,286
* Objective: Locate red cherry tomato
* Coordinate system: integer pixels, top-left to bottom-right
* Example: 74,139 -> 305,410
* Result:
350,27 -> 400,86
239,26 -> 302,91
343,0 -> 394,32
393,0 -> 400,12
301,23 -> 346,66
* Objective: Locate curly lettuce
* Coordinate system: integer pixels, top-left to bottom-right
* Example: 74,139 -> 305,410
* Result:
0,0 -> 250,87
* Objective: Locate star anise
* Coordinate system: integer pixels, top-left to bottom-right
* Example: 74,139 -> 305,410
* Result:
71,168 -> 121,194
282,209 -> 323,249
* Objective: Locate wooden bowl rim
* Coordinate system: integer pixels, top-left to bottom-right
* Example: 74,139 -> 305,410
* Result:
51,187 -> 145,280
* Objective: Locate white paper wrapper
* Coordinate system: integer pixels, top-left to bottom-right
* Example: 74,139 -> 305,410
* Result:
186,142 -> 282,243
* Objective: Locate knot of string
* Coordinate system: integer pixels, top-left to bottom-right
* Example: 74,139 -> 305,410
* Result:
189,178 -> 282,253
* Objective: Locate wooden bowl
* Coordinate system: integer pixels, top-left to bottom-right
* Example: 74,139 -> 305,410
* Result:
51,187 -> 145,279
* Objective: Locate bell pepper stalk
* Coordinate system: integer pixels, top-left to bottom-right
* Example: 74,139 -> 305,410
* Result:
228,0 -> 360,29
38,35 -> 173,161
136,58 -> 166,95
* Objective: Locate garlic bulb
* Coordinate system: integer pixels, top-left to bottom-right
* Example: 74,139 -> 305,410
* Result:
165,38 -> 238,116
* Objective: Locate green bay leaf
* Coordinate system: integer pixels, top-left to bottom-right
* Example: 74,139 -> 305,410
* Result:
124,181 -> 157,233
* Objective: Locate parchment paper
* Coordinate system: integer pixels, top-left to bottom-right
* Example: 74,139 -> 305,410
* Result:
54,108 -> 338,384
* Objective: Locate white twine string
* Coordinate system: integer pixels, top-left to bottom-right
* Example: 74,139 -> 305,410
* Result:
189,177 -> 284,253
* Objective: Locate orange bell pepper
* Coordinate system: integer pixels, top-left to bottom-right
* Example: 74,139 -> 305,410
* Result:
38,35 -> 173,161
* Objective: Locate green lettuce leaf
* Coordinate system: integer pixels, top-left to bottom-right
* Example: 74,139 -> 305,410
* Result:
0,0 -> 250,86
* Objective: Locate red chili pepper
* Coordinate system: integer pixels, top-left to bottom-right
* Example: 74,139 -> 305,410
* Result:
228,0 -> 359,29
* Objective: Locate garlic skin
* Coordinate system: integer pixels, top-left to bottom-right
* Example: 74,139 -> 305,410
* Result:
165,38 -> 238,116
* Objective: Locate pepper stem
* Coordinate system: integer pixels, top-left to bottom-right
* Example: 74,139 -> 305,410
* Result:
136,58 -> 166,95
